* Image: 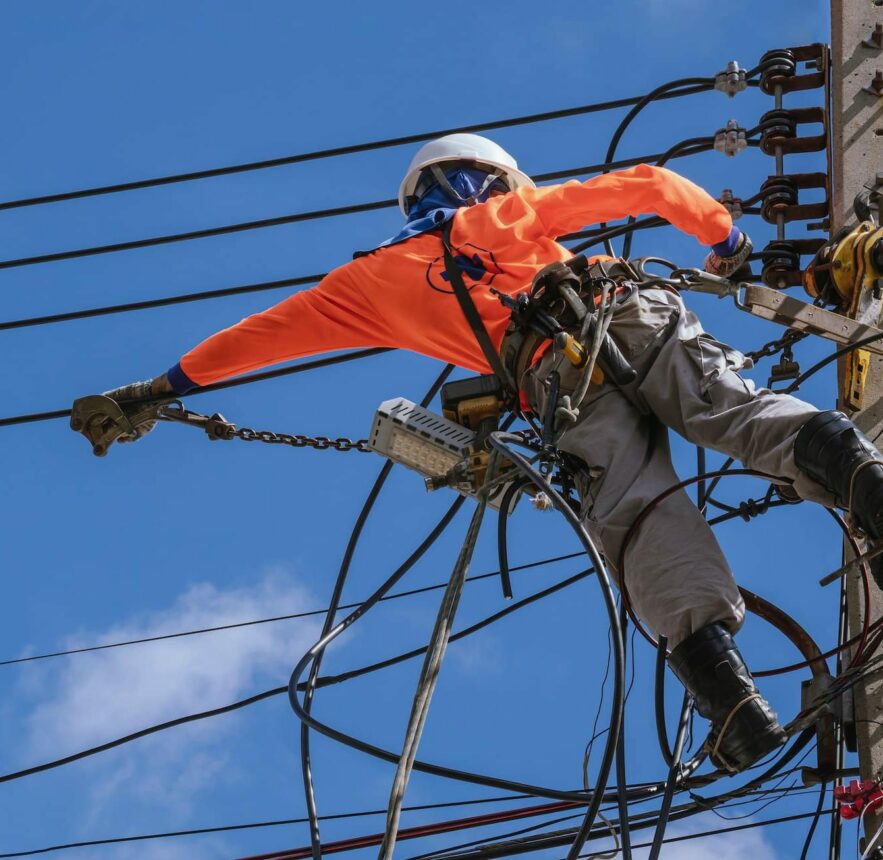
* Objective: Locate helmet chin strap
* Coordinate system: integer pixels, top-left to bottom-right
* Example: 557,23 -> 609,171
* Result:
427,163 -> 504,208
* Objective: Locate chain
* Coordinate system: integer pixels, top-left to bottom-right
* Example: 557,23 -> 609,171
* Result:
230,425 -> 371,452
161,405 -> 537,455
158,406 -> 371,452
743,327 -> 809,363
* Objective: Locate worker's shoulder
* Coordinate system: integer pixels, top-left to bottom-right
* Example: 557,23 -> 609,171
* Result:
451,188 -> 545,237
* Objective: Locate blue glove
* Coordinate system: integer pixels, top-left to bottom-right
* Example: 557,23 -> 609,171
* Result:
703,227 -> 753,278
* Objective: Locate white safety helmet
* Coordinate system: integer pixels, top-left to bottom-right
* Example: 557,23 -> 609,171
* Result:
398,133 -> 535,215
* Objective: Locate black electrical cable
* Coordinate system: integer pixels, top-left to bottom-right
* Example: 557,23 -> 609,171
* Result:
0,273 -> 326,332
310,571 -> 590,692
495,477 -> 531,600
647,693 -> 691,860
598,76 -> 715,256
784,329 -> 883,394
285,432 -> 630,807
584,808 -> 836,860
0,207 -> 733,336
0,346 -> 392,429
301,456 -> 394,859
300,363 -> 452,860
406,810 -> 593,860
0,497 -> 467,788
0,445 -> 821,794
0,210 -> 702,336
568,216 -> 668,255
654,636 -> 673,766
0,685 -> 285,785
429,729 -> 816,860
0,563 -> 595,791
0,84 -> 715,212
2,551 -> 583,668
620,137 -> 713,259
799,782 -> 828,860
0,794 -> 538,858
424,794 -> 831,860
486,433 -> 624,860
827,574 -> 849,860
0,149 -> 706,273
22,781 -> 805,860
613,606 -> 633,860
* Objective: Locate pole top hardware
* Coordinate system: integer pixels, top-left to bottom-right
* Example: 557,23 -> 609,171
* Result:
714,61 -> 747,97
713,120 -> 748,157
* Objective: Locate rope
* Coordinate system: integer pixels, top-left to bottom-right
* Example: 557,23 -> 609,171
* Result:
709,693 -> 763,769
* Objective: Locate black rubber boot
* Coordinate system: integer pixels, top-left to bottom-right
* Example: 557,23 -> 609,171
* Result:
668,623 -> 786,772
794,410 -> 883,587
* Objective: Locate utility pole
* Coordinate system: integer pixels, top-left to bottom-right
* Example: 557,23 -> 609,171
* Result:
832,0 -> 883,850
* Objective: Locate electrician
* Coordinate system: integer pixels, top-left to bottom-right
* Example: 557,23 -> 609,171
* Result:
96,134 -> 883,773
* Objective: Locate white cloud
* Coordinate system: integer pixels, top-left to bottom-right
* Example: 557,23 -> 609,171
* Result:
20,572 -> 322,816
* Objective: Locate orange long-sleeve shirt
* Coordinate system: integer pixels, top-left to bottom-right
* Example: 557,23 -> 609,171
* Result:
176,164 -> 732,386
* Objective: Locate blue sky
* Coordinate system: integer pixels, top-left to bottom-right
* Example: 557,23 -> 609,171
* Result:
0,1 -> 848,858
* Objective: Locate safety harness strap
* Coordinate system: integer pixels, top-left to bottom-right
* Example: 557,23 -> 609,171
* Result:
440,219 -> 515,398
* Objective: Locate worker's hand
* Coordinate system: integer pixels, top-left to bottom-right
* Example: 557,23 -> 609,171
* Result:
703,228 -> 753,279
103,380 -> 171,443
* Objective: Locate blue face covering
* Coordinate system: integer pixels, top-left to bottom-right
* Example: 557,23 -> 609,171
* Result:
373,167 -> 508,251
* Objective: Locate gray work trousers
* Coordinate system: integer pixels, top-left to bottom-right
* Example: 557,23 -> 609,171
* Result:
521,286 -> 831,648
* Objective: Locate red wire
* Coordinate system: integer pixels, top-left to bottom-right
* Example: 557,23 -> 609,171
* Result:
233,799 -> 583,860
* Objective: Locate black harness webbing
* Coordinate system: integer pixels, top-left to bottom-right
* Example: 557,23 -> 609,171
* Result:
440,220 -> 515,399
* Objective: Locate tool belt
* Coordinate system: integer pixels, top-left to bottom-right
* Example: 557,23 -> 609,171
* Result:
440,220 -> 639,411
496,257 -> 638,395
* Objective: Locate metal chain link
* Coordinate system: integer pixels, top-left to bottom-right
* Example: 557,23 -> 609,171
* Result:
161,405 -> 534,455
231,426 -> 371,452
743,327 -> 809,363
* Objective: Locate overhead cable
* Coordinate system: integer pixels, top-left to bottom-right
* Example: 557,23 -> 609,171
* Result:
298,365 -> 455,860
0,149 -> 712,272
1,551 -> 582,667
0,562 -> 589,787
0,793 -> 536,858
0,274 -> 326,332
0,84 -> 716,212
0,347 -> 392,429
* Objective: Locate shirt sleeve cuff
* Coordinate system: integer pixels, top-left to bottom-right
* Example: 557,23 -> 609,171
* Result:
711,225 -> 741,257
167,362 -> 197,395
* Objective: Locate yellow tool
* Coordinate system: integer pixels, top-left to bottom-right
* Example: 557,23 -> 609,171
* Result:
804,222 -> 883,410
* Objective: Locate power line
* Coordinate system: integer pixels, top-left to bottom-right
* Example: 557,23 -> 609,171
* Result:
0,793 -> 536,858
0,564 -> 590,785
0,785 -> 824,859
0,218 -> 666,333
1,551 -> 581,667
244,803 -> 834,860
0,686 -> 285,784
0,148 -> 708,272
0,84 -> 716,212
0,198 -> 763,335
0,346 -> 392,429
0,274 -> 326,331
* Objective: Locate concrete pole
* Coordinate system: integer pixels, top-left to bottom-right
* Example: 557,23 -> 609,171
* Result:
832,0 -> 883,850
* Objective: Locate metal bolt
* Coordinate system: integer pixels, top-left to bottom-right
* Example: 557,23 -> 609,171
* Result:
864,22 -> 883,49
865,69 -> 883,95
713,120 -> 748,157
714,60 -> 747,96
